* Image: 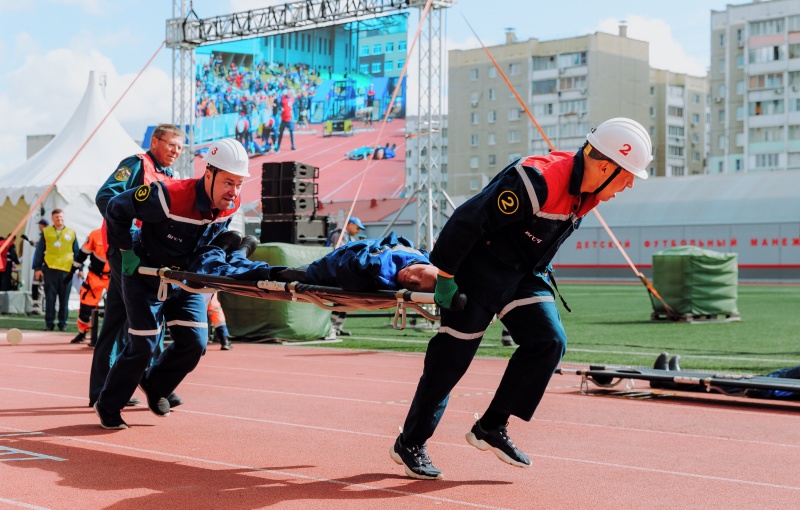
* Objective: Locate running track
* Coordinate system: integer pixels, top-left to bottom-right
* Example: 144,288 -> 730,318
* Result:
1,331 -> 799,509
194,121 -> 410,206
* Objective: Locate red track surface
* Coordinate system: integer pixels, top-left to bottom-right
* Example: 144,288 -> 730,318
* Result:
2,331 -> 799,509
194,121 -> 409,207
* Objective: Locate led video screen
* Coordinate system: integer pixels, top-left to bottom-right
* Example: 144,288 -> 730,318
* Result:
194,13 -> 408,151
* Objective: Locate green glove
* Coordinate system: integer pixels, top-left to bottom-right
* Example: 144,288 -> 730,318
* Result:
434,274 -> 459,309
120,249 -> 141,276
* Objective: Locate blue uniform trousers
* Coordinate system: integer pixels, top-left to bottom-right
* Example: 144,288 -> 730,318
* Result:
43,267 -> 72,329
97,272 -> 207,412
89,248 -> 165,404
401,274 -> 566,446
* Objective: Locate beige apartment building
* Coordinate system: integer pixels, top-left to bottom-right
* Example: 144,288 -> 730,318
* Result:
710,0 -> 800,173
447,27 -> 651,197
649,69 -> 708,176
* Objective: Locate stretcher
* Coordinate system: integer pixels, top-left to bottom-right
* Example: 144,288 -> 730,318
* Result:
556,365 -> 800,399
138,267 -> 439,330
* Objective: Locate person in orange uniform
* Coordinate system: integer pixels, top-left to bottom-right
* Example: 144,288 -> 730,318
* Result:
67,228 -> 110,344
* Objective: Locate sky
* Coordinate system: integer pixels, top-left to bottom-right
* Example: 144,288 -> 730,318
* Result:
0,0 -> 736,173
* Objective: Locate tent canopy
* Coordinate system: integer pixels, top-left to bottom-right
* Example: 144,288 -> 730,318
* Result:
0,71 -> 143,291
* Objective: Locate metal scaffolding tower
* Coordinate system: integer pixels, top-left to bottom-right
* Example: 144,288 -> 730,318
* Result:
167,0 -> 453,240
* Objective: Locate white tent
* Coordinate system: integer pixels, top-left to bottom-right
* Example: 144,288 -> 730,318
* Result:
0,71 -> 143,293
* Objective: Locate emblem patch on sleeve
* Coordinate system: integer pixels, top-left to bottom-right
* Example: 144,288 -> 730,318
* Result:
134,185 -> 151,202
497,190 -> 519,215
114,166 -> 132,181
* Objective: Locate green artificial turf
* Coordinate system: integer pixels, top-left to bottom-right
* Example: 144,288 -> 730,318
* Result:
2,284 -> 798,374
286,283 -> 800,374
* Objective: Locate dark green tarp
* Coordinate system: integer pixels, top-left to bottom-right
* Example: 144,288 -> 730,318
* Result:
218,243 -> 333,341
651,246 -> 739,316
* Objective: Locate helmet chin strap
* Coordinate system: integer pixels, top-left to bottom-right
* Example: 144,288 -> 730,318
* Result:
592,166 -> 622,195
209,165 -> 220,210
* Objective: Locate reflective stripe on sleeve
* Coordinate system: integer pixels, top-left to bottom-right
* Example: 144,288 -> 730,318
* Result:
128,323 -> 164,336
515,164 -> 540,215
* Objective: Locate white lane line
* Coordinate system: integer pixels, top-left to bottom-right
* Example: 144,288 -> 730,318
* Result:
0,498 -> 51,510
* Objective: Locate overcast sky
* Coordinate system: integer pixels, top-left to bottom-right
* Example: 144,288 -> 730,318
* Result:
0,0 -> 734,173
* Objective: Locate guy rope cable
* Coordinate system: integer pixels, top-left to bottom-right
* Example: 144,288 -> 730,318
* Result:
0,40 -> 167,258
456,9 -> 678,318
333,0 -> 436,248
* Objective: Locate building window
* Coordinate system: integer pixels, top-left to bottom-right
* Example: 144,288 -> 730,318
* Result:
373,44 -> 382,55
470,134 -> 479,147
508,153 -> 522,164
488,110 -> 496,123
749,45 -> 786,64
508,108 -> 520,121
692,113 -> 700,124
693,152 -> 700,162
531,79 -> 557,94
397,58 -> 405,69
737,54 -> 744,68
532,55 -> 556,71
650,86 -> 655,96
509,63 -> 521,76
470,178 -> 479,191
359,63 -> 369,74
667,105 -> 684,117
693,93 -> 701,104
386,42 -> 394,53
488,132 -> 496,145
471,112 -> 479,124
398,41 -> 406,51
749,73 -> 783,89
385,61 -> 394,72
488,154 -> 496,165
488,67 -> 497,78
736,81 -> 745,95
719,33 -> 726,47
469,157 -> 479,169
668,146 -> 684,157
750,18 -> 784,37
360,46 -> 370,56
558,51 -> 587,68
749,100 -> 785,116
470,68 -> 479,81
736,106 -> 744,120
371,62 -> 381,73
671,165 -> 685,176
754,153 -> 780,168
749,126 -> 784,142
508,130 -> 520,143
488,89 -> 497,100
471,92 -> 479,106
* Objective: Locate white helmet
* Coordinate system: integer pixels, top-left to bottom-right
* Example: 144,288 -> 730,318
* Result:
203,138 -> 250,177
586,118 -> 653,179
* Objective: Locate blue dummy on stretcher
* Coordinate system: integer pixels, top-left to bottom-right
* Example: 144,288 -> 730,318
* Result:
186,231 -> 439,293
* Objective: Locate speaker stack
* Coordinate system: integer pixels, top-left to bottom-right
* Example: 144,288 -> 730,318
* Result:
260,161 -> 329,245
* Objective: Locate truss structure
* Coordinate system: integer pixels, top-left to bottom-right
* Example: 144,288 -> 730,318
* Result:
167,0 -> 453,239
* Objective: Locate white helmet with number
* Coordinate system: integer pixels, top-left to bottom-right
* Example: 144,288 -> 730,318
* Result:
586,118 -> 652,179
203,138 -> 250,177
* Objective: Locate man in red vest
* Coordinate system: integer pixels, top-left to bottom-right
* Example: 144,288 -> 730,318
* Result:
90,124 -> 184,410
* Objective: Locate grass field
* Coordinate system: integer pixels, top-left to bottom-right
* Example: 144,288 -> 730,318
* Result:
2,283 -> 798,374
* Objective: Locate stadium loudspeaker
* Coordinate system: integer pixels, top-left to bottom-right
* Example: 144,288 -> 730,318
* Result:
262,161 -> 318,181
260,215 -> 329,245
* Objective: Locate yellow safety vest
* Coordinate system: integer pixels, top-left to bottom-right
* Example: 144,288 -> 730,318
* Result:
42,226 -> 77,272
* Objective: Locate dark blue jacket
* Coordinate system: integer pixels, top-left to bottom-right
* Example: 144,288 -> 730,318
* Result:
430,150 -> 601,310
106,179 -> 238,269
307,232 -> 430,291
95,151 -> 173,218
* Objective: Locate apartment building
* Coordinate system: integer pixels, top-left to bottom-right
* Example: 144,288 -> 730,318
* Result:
649,69 -> 708,176
447,26 -> 650,197
710,0 -> 800,173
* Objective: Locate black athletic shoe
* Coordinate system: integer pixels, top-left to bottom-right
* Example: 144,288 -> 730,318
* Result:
466,421 -> 531,468
126,398 -> 141,407
668,355 -> 681,371
94,402 -> 128,430
70,332 -> 86,344
390,434 -> 443,480
138,379 -> 170,417
167,392 -> 184,408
